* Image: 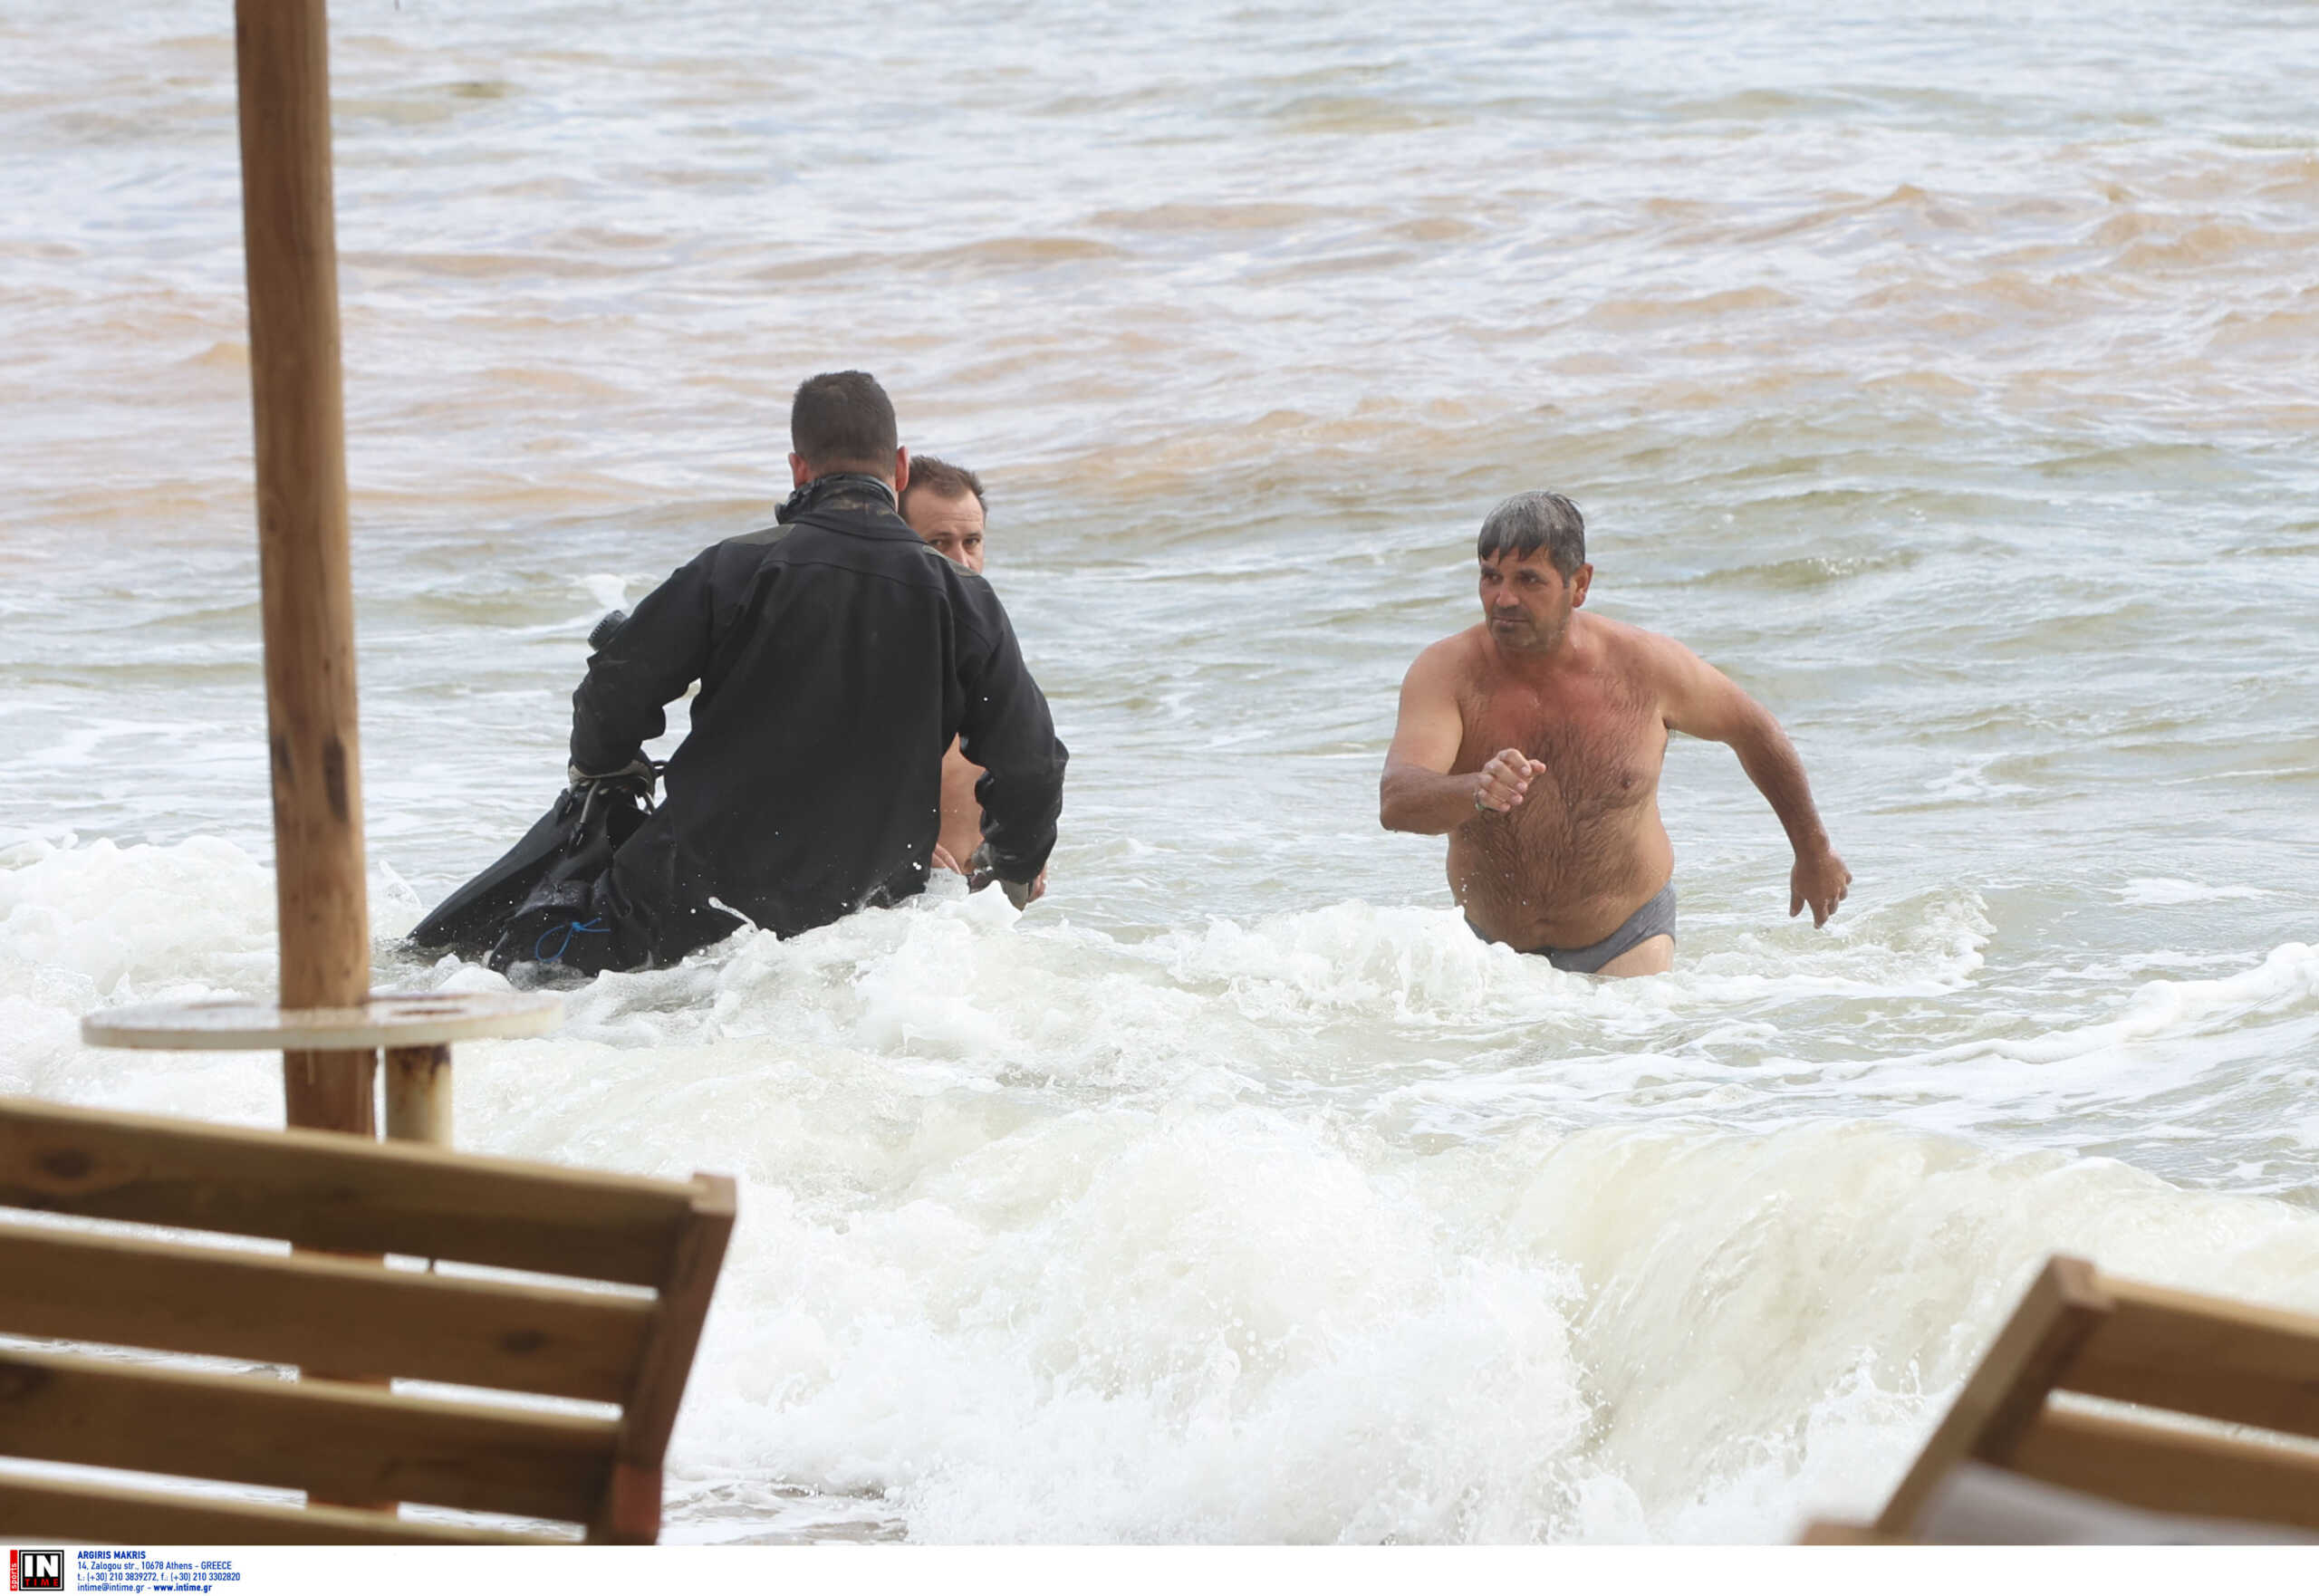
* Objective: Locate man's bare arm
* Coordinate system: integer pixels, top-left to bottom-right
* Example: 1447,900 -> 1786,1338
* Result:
1653,636 -> 1852,926
1380,643 -> 1543,834
939,736 -> 1047,901
936,738 -> 983,866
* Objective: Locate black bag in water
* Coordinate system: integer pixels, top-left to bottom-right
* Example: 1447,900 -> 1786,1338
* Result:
404,769 -> 655,963
405,607 -> 650,964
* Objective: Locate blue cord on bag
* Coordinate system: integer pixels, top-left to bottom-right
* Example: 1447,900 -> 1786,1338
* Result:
535,918 -> 608,965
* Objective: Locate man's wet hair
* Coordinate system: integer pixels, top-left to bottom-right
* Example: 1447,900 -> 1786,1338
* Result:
900,455 -> 986,515
791,370 -> 899,475
1477,490 -> 1586,578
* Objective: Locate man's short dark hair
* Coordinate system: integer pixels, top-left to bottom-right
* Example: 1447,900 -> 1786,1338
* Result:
900,455 -> 986,515
1477,491 -> 1586,577
791,370 -> 898,474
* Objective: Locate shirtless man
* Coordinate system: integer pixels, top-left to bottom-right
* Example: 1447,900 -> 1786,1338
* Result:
900,456 -> 1015,880
1380,491 -> 1850,976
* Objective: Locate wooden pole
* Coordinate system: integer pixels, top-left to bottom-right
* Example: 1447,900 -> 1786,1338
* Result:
235,0 -> 375,1135
384,1045 -> 453,1146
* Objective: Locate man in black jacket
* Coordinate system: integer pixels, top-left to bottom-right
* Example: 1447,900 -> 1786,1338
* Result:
543,370 -> 1067,973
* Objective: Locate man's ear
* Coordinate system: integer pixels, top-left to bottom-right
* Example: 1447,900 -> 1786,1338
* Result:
893,445 -> 909,496
1571,563 -> 1594,607
788,451 -> 810,488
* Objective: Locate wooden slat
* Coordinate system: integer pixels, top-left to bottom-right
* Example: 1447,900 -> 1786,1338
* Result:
594,1170 -> 736,1542
616,1174 -> 736,1466
0,1471 -> 559,1545
0,1094 -> 694,1284
1798,1519 -> 1904,1544
0,1349 -> 614,1524
0,1221 -> 647,1403
2008,1405 -> 2319,1533
595,1461 -> 661,1547
2067,1274 -> 2319,1441
1873,1256 -> 2112,1535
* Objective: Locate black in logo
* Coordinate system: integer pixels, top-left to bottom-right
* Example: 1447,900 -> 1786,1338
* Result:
10,1550 -> 63,1592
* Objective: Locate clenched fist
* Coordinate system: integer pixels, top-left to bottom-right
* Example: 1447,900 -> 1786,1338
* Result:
1473,748 -> 1546,814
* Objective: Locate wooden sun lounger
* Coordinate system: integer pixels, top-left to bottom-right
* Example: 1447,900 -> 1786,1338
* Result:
1805,1254 -> 2319,1543
0,1095 -> 734,1544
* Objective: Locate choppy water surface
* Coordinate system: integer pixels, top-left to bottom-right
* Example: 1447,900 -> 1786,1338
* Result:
4,0 -> 2317,1543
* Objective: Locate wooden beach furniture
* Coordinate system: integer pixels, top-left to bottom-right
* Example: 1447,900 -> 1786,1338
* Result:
0,1095 -> 735,1544
3,2 -> 749,1547
1805,1254 -> 2319,1542
81,989 -> 564,1149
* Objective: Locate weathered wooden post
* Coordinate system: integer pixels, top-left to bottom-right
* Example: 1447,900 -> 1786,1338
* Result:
82,4 -> 558,1130
235,0 -> 374,1138
384,1043 -> 454,1144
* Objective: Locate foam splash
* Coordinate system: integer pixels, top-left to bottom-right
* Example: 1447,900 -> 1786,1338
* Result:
0,832 -> 274,1001
2116,876 -> 2277,907
14,834 -> 2319,1542
685,1106 -> 1608,1543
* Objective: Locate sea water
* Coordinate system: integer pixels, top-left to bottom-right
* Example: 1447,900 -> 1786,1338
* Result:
2,0 -> 2315,1543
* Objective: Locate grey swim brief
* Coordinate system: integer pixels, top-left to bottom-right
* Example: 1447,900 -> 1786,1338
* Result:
1467,881 -> 1678,974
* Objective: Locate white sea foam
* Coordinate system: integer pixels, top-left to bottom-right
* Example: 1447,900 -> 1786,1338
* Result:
2116,877 -> 2277,907
13,836 -> 2314,1541
579,572 -> 632,614
1847,943 -> 2319,1130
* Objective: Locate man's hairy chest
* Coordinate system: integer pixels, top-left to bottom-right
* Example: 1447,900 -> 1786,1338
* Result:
1455,669 -> 1668,822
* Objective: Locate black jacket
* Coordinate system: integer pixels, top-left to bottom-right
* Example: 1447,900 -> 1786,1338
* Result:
569,483 -> 1066,965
